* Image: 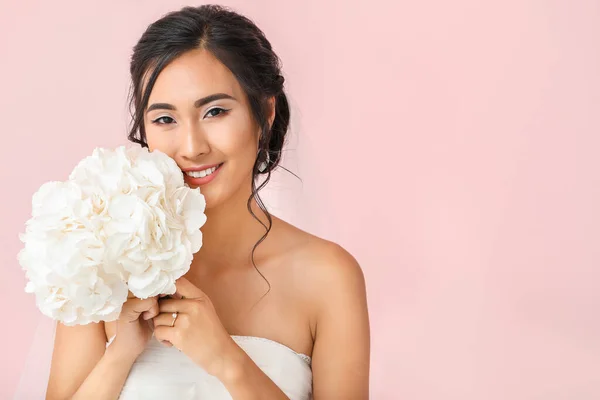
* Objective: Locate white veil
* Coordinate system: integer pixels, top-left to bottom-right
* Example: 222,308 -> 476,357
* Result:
12,317 -> 57,399
12,93 -> 318,399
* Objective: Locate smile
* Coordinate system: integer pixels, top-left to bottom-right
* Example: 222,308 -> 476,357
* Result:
185,166 -> 218,178
182,163 -> 224,186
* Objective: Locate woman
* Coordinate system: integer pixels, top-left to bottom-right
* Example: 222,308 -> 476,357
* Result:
45,4 -> 370,399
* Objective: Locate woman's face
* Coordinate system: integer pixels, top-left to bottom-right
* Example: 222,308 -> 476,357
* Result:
143,48 -> 272,209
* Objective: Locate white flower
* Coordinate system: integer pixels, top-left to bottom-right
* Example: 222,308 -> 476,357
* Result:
18,145 -> 207,325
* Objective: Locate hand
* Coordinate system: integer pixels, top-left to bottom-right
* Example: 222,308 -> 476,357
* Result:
152,277 -> 244,380
108,292 -> 161,360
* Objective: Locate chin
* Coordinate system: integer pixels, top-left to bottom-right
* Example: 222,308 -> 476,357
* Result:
198,189 -> 226,211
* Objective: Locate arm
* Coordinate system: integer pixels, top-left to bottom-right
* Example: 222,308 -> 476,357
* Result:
45,322 -> 136,400
152,279 -> 291,400
311,243 -> 371,399
69,343 -> 139,400
219,348 -> 291,400
216,242 -> 370,400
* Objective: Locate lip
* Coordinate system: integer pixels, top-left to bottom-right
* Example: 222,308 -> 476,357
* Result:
182,163 -> 223,187
181,163 -> 222,172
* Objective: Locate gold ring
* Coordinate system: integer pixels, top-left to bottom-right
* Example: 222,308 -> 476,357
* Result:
171,312 -> 178,327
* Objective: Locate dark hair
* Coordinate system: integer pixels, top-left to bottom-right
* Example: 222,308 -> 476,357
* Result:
127,4 -> 293,300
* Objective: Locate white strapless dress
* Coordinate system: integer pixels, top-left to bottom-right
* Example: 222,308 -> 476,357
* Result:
116,335 -> 313,400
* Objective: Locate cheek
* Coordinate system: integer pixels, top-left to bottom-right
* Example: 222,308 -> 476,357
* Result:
216,132 -> 254,157
210,119 -> 258,160
146,131 -> 176,156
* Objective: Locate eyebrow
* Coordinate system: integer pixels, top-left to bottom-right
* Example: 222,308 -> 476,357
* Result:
146,93 -> 236,113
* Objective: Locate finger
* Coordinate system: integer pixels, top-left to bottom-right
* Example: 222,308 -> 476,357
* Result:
169,292 -> 184,300
158,298 -> 197,314
153,311 -> 184,328
174,277 -> 205,299
123,297 -> 158,319
153,325 -> 176,347
141,299 -> 160,320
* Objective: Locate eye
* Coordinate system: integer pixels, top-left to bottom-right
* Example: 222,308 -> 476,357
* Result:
151,116 -> 175,125
205,107 -> 229,119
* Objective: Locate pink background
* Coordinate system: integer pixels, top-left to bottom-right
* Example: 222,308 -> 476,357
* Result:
2,1 -> 599,398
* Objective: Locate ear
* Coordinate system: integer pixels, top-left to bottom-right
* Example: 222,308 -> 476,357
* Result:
267,96 -> 276,130
257,96 -> 277,145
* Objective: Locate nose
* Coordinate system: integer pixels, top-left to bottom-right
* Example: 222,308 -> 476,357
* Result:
179,121 -> 210,160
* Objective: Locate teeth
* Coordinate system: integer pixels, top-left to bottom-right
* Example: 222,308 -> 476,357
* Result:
186,166 -> 217,178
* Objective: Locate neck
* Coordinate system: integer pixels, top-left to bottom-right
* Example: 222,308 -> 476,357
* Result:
195,182 -> 272,270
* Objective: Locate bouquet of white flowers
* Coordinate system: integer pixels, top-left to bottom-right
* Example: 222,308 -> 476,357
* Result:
17,145 -> 207,326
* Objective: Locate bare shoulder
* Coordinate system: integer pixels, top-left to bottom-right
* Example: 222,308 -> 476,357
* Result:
274,217 -> 370,398
275,216 -> 365,286
273,216 -> 368,318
